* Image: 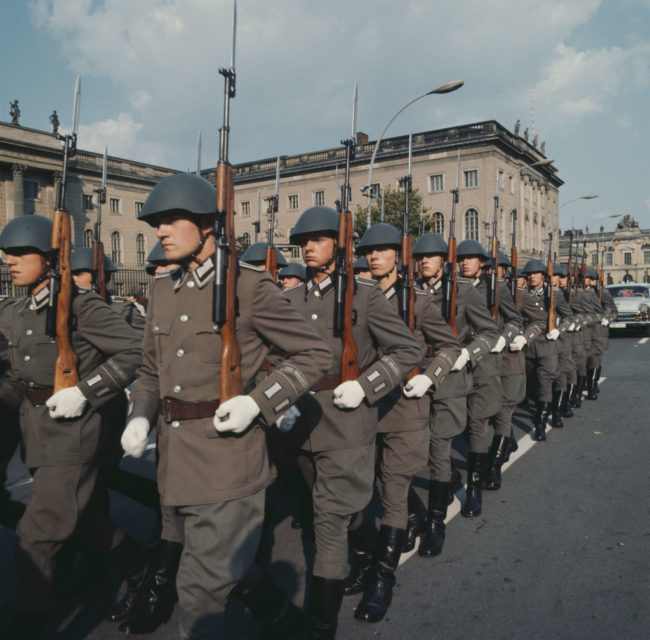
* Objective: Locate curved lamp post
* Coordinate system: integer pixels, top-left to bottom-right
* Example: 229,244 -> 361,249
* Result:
364,80 -> 464,227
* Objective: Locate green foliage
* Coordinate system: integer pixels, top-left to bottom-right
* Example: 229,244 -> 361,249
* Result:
236,233 -> 251,257
353,186 -> 434,239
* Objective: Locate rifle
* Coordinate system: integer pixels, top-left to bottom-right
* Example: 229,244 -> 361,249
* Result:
546,232 -> 555,333
581,238 -> 587,290
92,146 -> 108,301
47,75 -> 81,393
488,170 -> 500,322
567,229 -> 573,305
398,131 -> 415,329
443,149 -> 460,335
264,156 -> 280,280
510,173 -> 518,306
334,83 -> 360,381
214,0 -> 243,402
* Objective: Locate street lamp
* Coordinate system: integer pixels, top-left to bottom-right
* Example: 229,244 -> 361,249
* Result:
560,193 -> 599,208
364,80 -> 464,227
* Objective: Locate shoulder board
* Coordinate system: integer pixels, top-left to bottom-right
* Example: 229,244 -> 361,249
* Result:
239,261 -> 264,272
354,275 -> 378,287
154,270 -> 173,280
414,288 -> 428,298
457,276 -> 472,284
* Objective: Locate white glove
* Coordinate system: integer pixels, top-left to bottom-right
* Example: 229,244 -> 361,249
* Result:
403,374 -> 434,398
601,318 -> 609,327
46,385 -> 88,419
121,417 -> 150,458
568,322 -> 576,332
490,336 -> 506,353
333,380 -> 365,409
509,335 -> 527,352
275,405 -> 301,433
451,348 -> 470,371
546,328 -> 560,341
214,395 -> 260,434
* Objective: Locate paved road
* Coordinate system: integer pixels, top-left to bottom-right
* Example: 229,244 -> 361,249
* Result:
1,334 -> 649,639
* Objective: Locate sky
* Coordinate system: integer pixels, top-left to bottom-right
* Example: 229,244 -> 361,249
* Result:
2,0 -> 649,234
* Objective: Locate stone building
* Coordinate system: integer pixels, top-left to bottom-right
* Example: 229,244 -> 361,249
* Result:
559,215 -> 650,284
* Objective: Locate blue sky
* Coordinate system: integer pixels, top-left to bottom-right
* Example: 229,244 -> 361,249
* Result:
2,0 -> 649,235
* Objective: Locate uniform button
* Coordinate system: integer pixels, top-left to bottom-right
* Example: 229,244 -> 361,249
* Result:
177,349 -> 185,357
28,381 -> 34,388
171,421 -> 181,428
173,385 -> 182,393
153,325 -> 160,333
180,314 -> 189,322
315,290 -> 320,297
25,329 -> 33,336
311,313 -> 318,320
187,280 -> 195,288
23,355 -> 31,362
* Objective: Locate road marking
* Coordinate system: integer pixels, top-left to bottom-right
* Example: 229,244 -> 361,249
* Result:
639,337 -> 649,344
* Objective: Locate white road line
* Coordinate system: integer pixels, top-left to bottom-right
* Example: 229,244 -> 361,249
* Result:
639,337 -> 649,344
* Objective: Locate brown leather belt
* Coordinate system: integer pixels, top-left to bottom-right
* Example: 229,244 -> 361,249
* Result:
258,360 -> 272,375
159,397 -> 220,423
26,387 -> 53,406
311,374 -> 342,391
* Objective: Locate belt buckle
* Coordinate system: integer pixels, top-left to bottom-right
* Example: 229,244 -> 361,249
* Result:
161,397 -> 173,423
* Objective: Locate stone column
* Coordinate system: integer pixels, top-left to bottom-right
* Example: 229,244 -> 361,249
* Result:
11,164 -> 26,218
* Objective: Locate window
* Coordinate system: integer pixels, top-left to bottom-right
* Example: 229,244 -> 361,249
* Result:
241,232 -> 251,246
429,174 -> 444,192
82,194 -> 93,210
24,180 -> 39,199
464,170 -> 478,188
368,183 -> 381,198
644,251 -> 650,265
288,246 -> 301,259
314,190 -> 325,206
288,194 -> 299,210
84,229 -> 93,247
431,212 -> 444,235
464,209 -> 479,241
134,201 -> 144,216
109,198 -> 121,214
136,234 -> 145,265
624,252 -> 632,266
591,253 -> 598,266
241,201 -> 250,217
111,231 -> 122,264
606,253 -> 613,266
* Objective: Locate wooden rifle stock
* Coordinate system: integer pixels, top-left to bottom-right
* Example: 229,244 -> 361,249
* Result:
547,260 -> 555,333
265,246 -> 278,282
490,235 -> 499,323
581,262 -> 586,291
446,237 -> 458,336
597,264 -> 602,303
338,210 -> 359,381
51,209 -> 79,392
401,234 -> 419,379
92,241 -> 107,301
216,161 -> 243,401
511,246 -> 518,306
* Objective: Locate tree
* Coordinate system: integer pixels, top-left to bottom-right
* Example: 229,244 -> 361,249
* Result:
353,186 -> 434,239
236,233 -> 251,257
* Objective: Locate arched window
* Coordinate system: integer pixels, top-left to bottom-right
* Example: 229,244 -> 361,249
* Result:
136,234 -> 145,265
83,229 -> 93,247
241,232 -> 251,246
431,212 -> 444,235
111,231 -> 122,265
464,209 -> 479,241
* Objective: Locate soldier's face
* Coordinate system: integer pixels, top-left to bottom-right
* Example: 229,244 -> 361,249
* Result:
4,249 -> 48,288
72,270 -> 93,289
559,276 -> 568,288
497,265 -> 506,279
280,276 -> 301,289
517,276 -> 527,287
552,274 -> 560,287
459,256 -> 482,278
528,272 -> 544,288
365,247 -> 398,278
417,254 -> 443,280
300,236 -> 335,270
156,215 -> 204,262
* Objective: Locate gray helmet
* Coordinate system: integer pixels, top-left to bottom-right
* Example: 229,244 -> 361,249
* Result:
138,173 -> 216,227
147,240 -> 167,265
354,255 -> 369,270
289,206 -> 339,244
355,223 -> 401,254
70,247 -> 118,273
241,242 -> 289,267
520,258 -> 546,275
0,215 -> 52,253
456,239 -> 489,259
552,262 -> 567,276
145,262 -> 157,276
278,262 -> 306,281
497,250 -> 511,267
586,267 -> 598,279
412,233 -> 448,257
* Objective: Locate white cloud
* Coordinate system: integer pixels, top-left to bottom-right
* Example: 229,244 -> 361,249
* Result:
78,113 -> 142,157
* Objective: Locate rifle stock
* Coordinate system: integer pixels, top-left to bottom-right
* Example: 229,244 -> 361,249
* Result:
92,240 -> 107,300
445,237 -> 458,336
490,235 -> 499,323
265,246 -> 277,281
337,210 -> 359,381
547,259 -> 555,333
511,246 -> 518,306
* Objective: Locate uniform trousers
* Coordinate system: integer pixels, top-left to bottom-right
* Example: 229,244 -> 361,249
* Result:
571,332 -> 586,380
161,488 -> 266,640
429,394 -> 467,482
376,429 -> 429,529
587,326 -> 605,368
467,375 -> 502,453
553,336 -> 574,391
525,339 -> 558,403
491,374 -> 526,437
15,463 -> 123,612
297,444 -> 375,580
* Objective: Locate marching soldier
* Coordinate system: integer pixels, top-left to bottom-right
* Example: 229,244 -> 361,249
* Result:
353,255 -> 372,278
283,207 -> 421,638
0,215 -> 145,639
240,241 -> 289,271
120,174 -> 332,639
344,223 -> 460,623
278,262 -> 307,289
145,239 -> 180,277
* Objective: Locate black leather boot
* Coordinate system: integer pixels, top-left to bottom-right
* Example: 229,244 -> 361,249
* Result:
343,517 -> 378,596
448,467 -> 462,504
586,368 -> 598,400
118,540 -> 183,635
418,481 -> 450,557
484,435 -> 509,490
562,384 -> 575,417
461,452 -> 486,517
107,535 -> 152,623
503,433 -> 518,463
354,525 -> 406,623
401,486 -> 426,552
5,610 -> 48,640
551,390 -> 564,428
572,376 -> 584,408
533,401 -> 551,441
594,366 -> 602,394
308,576 -> 344,640
234,569 -> 304,640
